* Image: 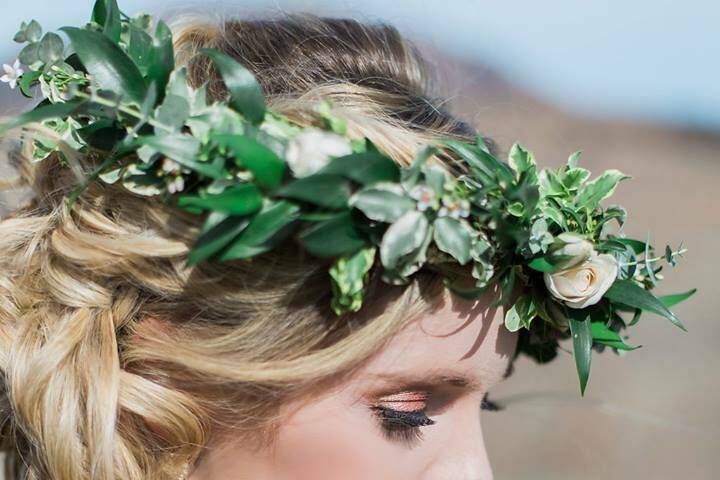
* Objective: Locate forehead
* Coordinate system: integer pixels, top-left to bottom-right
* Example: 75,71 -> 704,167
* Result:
359,290 -> 517,390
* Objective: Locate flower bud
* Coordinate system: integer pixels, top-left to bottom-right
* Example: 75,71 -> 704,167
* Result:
549,232 -> 594,269
285,128 -> 353,177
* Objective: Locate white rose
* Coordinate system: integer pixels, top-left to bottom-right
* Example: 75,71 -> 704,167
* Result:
544,252 -> 618,309
285,129 -> 353,177
550,232 -> 594,269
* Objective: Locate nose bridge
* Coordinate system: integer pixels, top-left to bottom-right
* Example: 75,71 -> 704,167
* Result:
421,402 -> 493,480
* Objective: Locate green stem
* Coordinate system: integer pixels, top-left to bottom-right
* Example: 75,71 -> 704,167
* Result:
73,91 -> 174,134
620,248 -> 688,267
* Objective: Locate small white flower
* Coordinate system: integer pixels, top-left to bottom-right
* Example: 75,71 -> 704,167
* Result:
1,59 -> 24,90
285,128 -> 353,177
409,185 -> 436,211
161,158 -> 181,174
438,197 -> 470,218
167,175 -> 185,194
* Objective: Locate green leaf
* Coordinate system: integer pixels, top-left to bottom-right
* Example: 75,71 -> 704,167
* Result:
433,217 -> 472,265
300,211 -> 367,257
18,42 -> 40,66
220,201 -> 300,260
615,237 -> 647,255
138,134 -> 223,179
330,246 -> 377,314
127,26 -> 154,74
318,151 -> 400,185
528,257 -> 556,273
38,33 -> 64,63
659,288 -> 697,308
562,167 -> 591,191
575,169 -> 630,210
146,21 -> 175,97
444,139 -> 514,185
0,101 -> 84,135
25,20 -> 43,43
274,174 -> 350,209
212,134 -> 286,188
61,27 -> 147,105
187,213 -> 250,265
508,143 -> 537,183
401,145 -> 436,190
567,150 -> 582,168
504,295 -> 537,332
568,310 -> 592,395
93,0 -> 122,43
154,94 -> 190,131
177,183 -> 263,215
591,322 -> 640,351
349,183 -> 415,223
202,49 -> 266,125
604,279 -> 687,331
380,210 -> 429,270
18,70 -> 43,97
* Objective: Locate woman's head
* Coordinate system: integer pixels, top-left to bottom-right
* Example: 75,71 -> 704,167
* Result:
0,14 -> 514,480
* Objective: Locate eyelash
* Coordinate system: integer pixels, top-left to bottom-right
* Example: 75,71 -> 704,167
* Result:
373,394 -> 500,446
373,405 -> 434,446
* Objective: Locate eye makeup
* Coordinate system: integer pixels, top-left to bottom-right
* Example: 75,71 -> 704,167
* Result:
371,391 -> 435,446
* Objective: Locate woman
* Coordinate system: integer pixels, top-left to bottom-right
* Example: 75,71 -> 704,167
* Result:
0,3 -> 690,480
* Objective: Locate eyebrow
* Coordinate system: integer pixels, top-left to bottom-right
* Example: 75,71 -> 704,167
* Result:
366,370 -> 485,393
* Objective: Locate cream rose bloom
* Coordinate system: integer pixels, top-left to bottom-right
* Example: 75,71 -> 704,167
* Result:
544,252 -> 619,309
285,129 -> 353,177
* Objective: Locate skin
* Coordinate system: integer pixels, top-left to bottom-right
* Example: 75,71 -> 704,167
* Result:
189,291 -> 517,480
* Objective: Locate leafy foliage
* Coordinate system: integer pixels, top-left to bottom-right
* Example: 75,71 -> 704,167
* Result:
0,0 -> 694,395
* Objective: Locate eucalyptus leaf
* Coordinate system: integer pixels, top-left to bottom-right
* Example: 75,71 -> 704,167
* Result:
38,33 -> 64,64
18,42 -> 40,66
25,20 -> 42,43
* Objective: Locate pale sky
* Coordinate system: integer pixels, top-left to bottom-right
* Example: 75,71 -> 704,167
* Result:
1,0 -> 718,131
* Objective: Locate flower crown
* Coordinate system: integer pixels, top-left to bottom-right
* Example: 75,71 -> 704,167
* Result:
1,0 -> 695,394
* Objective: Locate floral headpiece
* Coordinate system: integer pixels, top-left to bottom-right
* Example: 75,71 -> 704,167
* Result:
1,0 -> 695,394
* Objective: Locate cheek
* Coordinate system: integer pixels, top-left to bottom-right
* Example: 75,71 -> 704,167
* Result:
272,397 -> 410,480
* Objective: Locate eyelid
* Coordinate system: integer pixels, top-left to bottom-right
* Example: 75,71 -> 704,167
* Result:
375,391 -> 429,412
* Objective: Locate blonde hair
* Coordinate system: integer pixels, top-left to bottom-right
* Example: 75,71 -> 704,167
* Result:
0,13 -> 479,480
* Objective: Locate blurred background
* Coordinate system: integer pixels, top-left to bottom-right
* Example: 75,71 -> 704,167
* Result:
1,1 -> 718,479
